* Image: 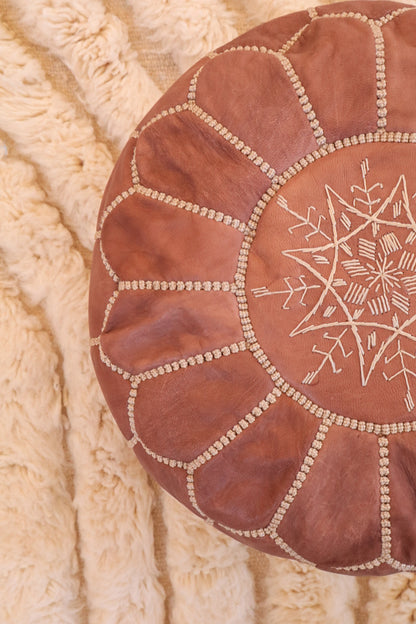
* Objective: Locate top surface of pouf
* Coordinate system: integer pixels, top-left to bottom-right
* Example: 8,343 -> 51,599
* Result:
89,0 -> 416,575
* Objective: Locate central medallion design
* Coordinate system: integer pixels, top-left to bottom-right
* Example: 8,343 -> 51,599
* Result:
247,145 -> 416,419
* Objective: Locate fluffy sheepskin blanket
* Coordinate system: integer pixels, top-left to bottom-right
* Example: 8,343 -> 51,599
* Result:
1,0 -> 416,622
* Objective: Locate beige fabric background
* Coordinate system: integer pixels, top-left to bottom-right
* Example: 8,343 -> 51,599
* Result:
1,0 -> 416,622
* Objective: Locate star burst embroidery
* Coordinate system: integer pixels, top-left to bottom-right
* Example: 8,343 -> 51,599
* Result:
254,159 -> 416,411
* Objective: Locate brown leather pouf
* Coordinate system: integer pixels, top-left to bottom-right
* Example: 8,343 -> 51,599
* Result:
89,0 -> 416,575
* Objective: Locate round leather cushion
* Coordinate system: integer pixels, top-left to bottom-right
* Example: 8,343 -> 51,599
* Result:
89,0 -> 416,575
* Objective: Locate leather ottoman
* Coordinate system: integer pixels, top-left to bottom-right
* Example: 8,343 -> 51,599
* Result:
89,0 -> 416,575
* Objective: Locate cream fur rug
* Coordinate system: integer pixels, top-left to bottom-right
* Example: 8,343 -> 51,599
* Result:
1,0 -> 416,622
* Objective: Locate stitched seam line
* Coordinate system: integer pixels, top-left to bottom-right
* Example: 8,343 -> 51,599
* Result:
370,22 -> 387,130
193,45 -> 326,148
118,280 -> 237,293
132,103 -> 190,139
266,416 -> 335,535
188,101 -> 279,180
186,387 -> 281,472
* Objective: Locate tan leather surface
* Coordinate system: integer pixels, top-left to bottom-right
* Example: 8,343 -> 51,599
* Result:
89,1 -> 416,576
135,351 -> 273,461
384,14 -> 416,132
196,51 -> 318,173
136,110 -> 271,222
101,193 -> 244,283
278,425 -> 381,568
287,18 -> 378,144
101,289 -> 243,374
388,432 -> 416,564
194,394 -> 321,529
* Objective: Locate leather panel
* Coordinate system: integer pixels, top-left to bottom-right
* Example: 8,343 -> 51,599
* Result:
134,350 -> 273,461
384,12 -> 416,132
135,110 -> 271,221
287,18 -> 377,143
194,395 -> 320,530
196,50 -> 317,175
101,194 -> 243,282
388,433 -> 416,564
101,289 -> 243,375
279,425 -> 380,568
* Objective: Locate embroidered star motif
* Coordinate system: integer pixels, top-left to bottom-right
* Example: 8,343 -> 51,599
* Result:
277,159 -> 416,403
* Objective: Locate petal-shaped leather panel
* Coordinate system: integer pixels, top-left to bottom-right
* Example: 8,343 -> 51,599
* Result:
388,432 -> 416,565
193,395 -> 320,530
384,11 -> 416,133
101,289 -> 243,375
287,18 -> 377,143
101,194 -> 243,282
195,51 -> 317,174
135,110 -> 271,221
279,426 -> 381,568
134,350 -> 274,461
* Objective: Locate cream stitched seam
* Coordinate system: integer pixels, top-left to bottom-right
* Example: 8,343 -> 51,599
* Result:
334,556 -> 383,572
97,183 -> 247,237
98,340 -> 247,386
132,341 -> 247,385
187,66 -> 204,102
276,52 -> 327,146
272,534 -> 315,565
333,435 -> 391,572
133,181 -> 248,233
315,7 -> 413,25
98,341 -> 134,381
216,415 -> 333,539
378,436 -> 392,560
266,416 -> 335,536
118,279 -> 237,293
186,387 -> 281,472
279,24 -> 310,55
308,7 -> 318,20
130,145 -> 140,184
194,46 -> 326,148
375,7 -> 415,26
185,469 -> 214,523
369,22 -> 387,131
96,186 -> 136,236
188,101 -> 279,180
388,558 -> 416,572
131,103 -> 190,140
99,239 -> 119,282
101,289 -> 120,334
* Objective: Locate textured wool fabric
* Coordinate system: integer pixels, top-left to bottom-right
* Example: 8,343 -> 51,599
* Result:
1,0 -> 416,622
